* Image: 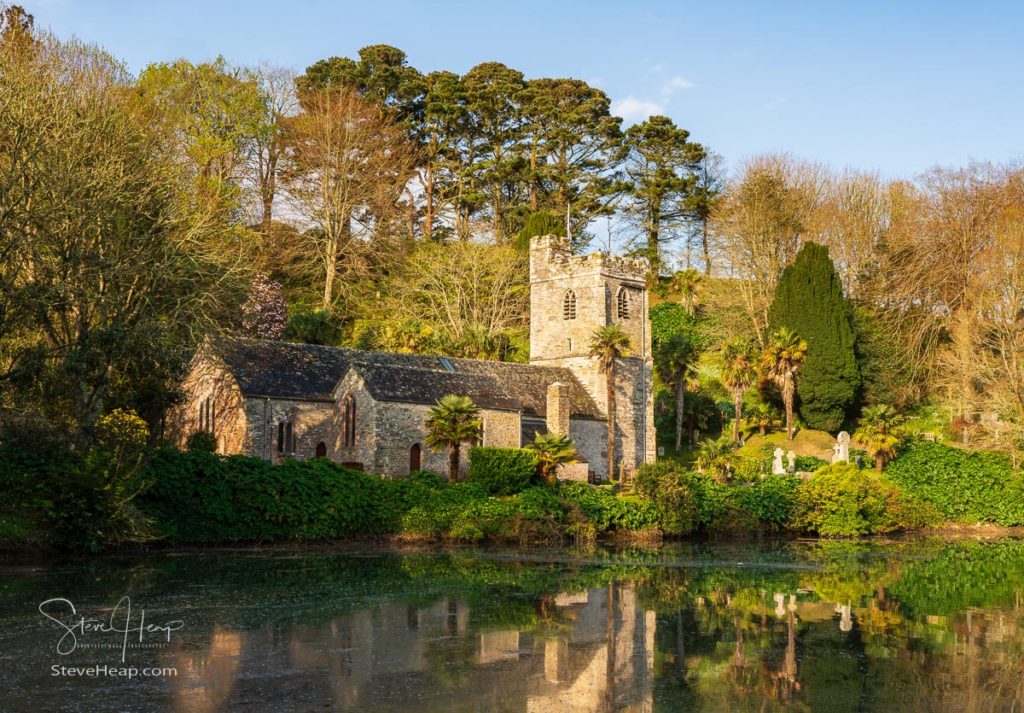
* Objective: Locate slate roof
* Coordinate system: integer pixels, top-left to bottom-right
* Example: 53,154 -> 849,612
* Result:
210,338 -> 354,401
209,338 -> 604,419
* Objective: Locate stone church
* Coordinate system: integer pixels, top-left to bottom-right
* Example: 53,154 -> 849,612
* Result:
167,235 -> 656,480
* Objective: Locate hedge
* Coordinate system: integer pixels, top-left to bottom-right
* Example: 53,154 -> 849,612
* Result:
467,446 -> 538,495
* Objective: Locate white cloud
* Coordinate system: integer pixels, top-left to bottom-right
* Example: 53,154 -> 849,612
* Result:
660,75 -> 694,96
611,96 -> 665,124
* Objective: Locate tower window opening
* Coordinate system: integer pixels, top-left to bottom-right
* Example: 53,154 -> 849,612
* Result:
562,290 -> 577,320
616,288 -> 630,319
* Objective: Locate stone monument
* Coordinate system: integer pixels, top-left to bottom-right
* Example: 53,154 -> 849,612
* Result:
787,450 -> 796,473
772,447 -> 786,475
832,431 -> 851,463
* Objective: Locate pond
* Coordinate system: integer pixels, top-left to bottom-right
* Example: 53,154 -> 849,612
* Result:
2,538 -> 1024,712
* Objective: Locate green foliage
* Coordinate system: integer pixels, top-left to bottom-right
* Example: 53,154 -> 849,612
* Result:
694,436 -> 738,482
634,462 -> 697,535
525,433 -> 577,485
791,462 -> 941,537
768,242 -> 860,431
555,482 -> 662,533
186,430 -> 217,453
467,447 -> 538,495
885,440 -> 1024,525
513,210 -> 565,252
740,475 -> 802,529
285,309 -> 343,345
649,302 -> 708,351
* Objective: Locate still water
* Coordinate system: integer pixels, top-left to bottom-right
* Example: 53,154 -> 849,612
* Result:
2,538 -> 1024,712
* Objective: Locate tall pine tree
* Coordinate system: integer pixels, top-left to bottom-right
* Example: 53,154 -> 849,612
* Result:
768,242 -> 860,431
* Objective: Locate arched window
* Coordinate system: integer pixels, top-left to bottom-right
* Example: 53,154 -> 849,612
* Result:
562,289 -> 577,320
197,396 -> 215,435
409,443 -> 422,473
277,420 -> 295,454
616,287 -> 630,319
315,442 -> 327,458
342,395 -> 356,448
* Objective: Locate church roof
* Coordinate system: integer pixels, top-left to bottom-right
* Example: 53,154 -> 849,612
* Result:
208,338 -> 604,420
210,338 -> 354,402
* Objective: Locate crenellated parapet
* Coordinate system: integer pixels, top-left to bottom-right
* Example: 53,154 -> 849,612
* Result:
529,234 -> 647,285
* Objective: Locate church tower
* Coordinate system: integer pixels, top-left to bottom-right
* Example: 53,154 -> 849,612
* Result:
529,234 -> 656,476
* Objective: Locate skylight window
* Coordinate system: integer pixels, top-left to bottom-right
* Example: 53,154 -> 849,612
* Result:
438,357 -> 455,372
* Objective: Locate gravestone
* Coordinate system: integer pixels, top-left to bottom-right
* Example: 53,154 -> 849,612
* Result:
787,450 -> 796,474
832,431 -> 851,463
772,447 -> 786,475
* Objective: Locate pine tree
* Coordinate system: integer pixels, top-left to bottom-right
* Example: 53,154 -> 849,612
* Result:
768,242 -> 860,431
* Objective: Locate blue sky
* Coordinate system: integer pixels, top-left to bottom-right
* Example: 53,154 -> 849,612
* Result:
21,0 -> 1024,178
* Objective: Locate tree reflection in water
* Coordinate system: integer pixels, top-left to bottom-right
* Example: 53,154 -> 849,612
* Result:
3,538 -> 1024,711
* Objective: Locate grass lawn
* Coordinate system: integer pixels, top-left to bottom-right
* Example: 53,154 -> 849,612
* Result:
737,428 -> 837,460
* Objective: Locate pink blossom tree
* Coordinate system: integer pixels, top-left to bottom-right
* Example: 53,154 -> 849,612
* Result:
241,274 -> 287,339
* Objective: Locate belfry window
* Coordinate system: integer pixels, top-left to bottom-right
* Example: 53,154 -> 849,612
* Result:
616,287 -> 630,319
562,289 -> 577,320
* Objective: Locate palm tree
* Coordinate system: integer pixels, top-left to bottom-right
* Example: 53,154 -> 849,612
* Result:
855,404 -> 904,472
588,324 -> 631,481
695,436 -> 738,483
527,432 -> 578,485
761,327 -> 807,441
672,268 -> 703,316
654,333 -> 696,453
744,401 -> 782,437
423,394 -> 483,482
721,339 -> 758,442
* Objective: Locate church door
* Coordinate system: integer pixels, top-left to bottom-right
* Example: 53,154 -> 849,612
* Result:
315,442 -> 327,458
409,444 -> 422,473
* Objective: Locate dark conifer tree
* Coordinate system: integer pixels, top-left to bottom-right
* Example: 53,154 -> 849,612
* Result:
768,242 -> 860,431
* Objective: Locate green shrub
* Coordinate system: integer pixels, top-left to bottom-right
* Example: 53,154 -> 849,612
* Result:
634,462 -> 697,535
795,455 -> 829,472
885,441 -> 1024,526
467,447 -> 538,495
791,462 -> 937,537
556,482 -> 661,534
739,474 -> 802,529
186,431 -> 217,453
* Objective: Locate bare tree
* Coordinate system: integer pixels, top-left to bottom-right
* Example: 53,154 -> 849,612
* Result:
245,63 -> 298,231
282,88 -> 417,310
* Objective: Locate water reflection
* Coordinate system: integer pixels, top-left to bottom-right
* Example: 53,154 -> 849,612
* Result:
3,538 -> 1024,711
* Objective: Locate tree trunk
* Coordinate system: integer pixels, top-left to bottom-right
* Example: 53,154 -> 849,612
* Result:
702,219 -> 711,276
784,374 -> 795,441
674,379 -> 685,453
732,392 -> 743,442
448,442 -> 460,482
260,192 -> 274,232
875,454 -> 884,473
647,202 -> 661,276
607,362 -> 616,481
322,240 -> 337,310
424,165 -> 434,242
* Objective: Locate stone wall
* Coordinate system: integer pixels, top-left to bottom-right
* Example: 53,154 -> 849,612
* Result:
331,372 -> 378,469
372,400 -> 522,479
166,354 -> 247,455
241,396 -> 335,464
569,417 -> 608,480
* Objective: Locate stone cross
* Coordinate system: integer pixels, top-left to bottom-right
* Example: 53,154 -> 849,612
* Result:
772,447 -> 786,475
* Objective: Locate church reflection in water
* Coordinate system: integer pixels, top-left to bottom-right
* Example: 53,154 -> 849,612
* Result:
163,583 -> 657,713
